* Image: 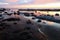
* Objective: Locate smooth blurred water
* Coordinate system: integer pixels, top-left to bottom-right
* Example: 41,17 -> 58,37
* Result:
41,20 -> 60,27
24,16 -> 60,27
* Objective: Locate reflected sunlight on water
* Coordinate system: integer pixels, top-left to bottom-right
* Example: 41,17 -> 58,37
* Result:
42,20 -> 60,27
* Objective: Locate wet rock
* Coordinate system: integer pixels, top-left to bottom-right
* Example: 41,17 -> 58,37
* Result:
0,16 -> 47,40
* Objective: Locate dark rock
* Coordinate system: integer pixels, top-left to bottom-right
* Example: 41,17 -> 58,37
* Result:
0,16 -> 47,40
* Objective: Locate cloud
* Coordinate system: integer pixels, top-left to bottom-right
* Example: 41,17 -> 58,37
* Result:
23,0 -> 33,3
2,2 -> 60,9
5,0 -> 18,2
0,0 -> 60,5
19,0 -> 34,4
34,0 -> 58,4
0,2 -> 9,5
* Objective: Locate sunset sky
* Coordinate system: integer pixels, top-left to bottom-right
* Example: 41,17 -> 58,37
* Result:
0,0 -> 60,8
0,0 -> 60,4
0,0 -> 60,15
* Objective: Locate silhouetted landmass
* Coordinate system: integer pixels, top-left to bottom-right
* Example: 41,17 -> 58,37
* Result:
18,9 -> 60,11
